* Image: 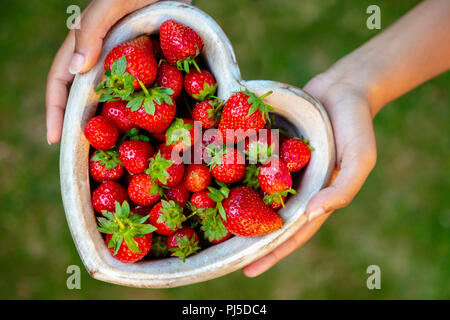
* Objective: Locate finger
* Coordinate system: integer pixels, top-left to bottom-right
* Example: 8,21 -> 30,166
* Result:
69,0 -> 155,74
306,111 -> 377,221
46,30 -> 76,144
243,212 -> 332,277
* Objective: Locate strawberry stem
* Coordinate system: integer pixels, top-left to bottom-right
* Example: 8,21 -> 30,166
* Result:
259,90 -> 273,100
138,80 -> 150,97
113,213 -> 126,230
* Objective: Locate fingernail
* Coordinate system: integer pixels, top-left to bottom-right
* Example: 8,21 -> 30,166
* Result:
308,207 -> 325,222
47,137 -> 52,145
69,53 -> 85,75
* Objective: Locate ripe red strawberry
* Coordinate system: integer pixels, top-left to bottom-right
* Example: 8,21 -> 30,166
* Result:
167,226 -> 200,262
148,233 -> 169,258
106,232 -> 152,263
258,158 -> 292,194
149,200 -> 186,236
218,90 -> 274,140
127,173 -> 162,207
190,190 -> 216,210
156,61 -> 183,99
280,137 -> 313,172
192,99 -> 222,129
146,145 -> 185,187
119,139 -> 154,174
260,190 -> 285,211
221,186 -> 282,236
165,118 -> 198,152
190,186 -> 232,244
127,87 -> 176,134
244,128 -> 279,164
105,232 -> 152,263
183,164 -> 211,192
165,182 -> 190,207
258,157 -> 296,207
160,20 -> 204,72
84,116 -> 118,150
101,100 -> 137,133
98,201 -> 156,263
184,68 -> 217,101
89,149 -> 124,182
209,147 -> 246,184
104,36 -> 157,90
92,181 -> 128,213
206,228 -> 232,244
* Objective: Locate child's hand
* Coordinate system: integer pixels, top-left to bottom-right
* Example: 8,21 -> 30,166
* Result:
45,0 -> 191,144
243,0 -> 450,277
243,73 -> 377,277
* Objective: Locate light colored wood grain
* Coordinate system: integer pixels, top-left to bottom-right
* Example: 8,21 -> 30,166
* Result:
60,1 -> 335,288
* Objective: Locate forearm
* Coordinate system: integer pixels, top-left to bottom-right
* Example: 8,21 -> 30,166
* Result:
325,0 -> 450,115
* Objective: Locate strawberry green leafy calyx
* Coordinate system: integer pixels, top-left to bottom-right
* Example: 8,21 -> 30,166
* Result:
243,164 -> 260,190
91,149 -> 122,170
145,151 -> 174,185
97,201 -> 157,255
96,56 -> 136,102
247,141 -> 275,164
177,54 -> 201,74
126,82 -> 174,116
207,181 -> 230,221
245,89 -> 274,122
263,188 -> 296,209
157,199 -> 187,231
167,226 -> 200,262
170,233 -> 200,262
200,209 -> 230,243
149,233 -> 169,258
186,202 -> 215,221
245,130 -> 278,164
165,118 -> 194,147
192,81 -> 217,101
206,145 -> 227,169
123,128 -> 150,142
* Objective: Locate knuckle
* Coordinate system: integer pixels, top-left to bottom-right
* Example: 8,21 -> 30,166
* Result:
336,193 -> 353,208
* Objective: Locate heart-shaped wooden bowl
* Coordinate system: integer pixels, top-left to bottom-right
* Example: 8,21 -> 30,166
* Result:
60,1 -> 335,288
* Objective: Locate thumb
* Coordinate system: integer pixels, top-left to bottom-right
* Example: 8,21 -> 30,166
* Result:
68,0 -> 153,74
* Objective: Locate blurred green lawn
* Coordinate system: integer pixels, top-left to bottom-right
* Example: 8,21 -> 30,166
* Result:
0,0 -> 449,299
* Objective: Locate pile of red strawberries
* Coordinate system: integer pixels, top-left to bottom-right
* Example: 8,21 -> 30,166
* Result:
84,20 -> 313,263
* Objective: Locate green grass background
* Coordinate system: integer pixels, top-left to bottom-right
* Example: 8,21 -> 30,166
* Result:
0,0 -> 449,299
